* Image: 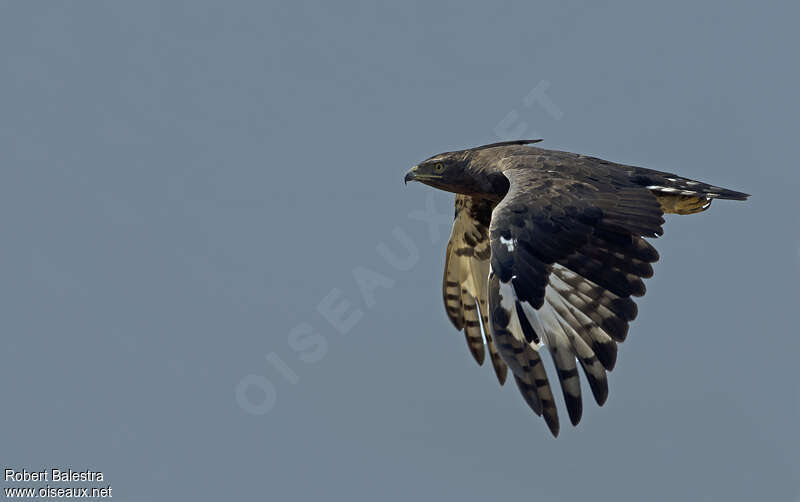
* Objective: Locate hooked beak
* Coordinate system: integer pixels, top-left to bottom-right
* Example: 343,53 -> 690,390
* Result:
404,165 -> 419,186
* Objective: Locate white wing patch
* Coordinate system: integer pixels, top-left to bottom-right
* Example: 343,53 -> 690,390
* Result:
499,235 -> 516,252
509,265 -> 617,348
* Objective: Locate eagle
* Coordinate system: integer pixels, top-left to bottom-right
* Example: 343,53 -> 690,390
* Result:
404,139 -> 749,437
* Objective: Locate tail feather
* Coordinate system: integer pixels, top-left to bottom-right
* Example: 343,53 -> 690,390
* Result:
627,167 -> 749,215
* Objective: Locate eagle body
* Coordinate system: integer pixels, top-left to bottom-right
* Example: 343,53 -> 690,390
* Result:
405,140 -> 748,436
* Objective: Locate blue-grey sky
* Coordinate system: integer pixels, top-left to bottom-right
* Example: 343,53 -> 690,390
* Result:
2,1 -> 798,501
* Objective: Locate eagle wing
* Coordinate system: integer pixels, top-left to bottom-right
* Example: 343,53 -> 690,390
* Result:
443,195 -> 507,385
487,157 -> 665,436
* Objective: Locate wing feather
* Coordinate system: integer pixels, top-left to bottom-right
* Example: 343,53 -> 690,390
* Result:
487,162 -> 662,436
470,256 -> 508,384
442,195 -> 508,383
489,272 -> 559,435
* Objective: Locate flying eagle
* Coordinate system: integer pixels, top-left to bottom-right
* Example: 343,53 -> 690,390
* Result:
404,139 -> 748,436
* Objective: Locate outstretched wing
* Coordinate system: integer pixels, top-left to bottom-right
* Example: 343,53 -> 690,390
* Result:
487,157 -> 665,436
443,195 -> 507,385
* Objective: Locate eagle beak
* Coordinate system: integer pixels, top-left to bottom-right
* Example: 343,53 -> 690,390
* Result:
404,165 -> 419,186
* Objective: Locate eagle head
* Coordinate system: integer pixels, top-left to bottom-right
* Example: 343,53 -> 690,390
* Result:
404,151 -> 471,193
405,139 -> 540,198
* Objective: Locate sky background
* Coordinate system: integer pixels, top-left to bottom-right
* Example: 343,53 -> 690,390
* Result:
1,1 -> 799,501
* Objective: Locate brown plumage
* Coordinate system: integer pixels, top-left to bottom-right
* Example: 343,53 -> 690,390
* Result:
405,140 -> 749,437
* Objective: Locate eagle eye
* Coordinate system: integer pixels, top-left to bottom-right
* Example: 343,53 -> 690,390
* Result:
434,163 -> 444,172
